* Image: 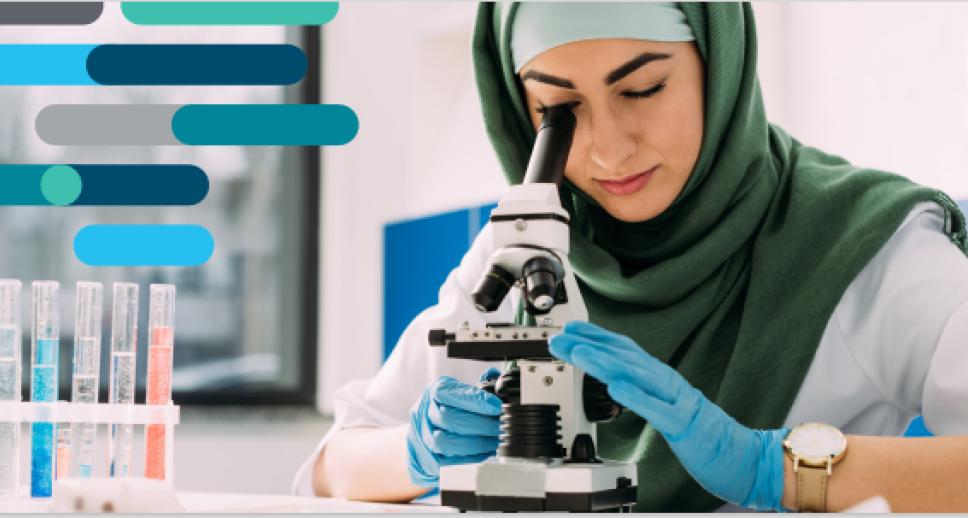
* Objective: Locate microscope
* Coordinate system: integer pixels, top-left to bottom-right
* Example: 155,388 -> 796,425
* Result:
428,105 -> 639,512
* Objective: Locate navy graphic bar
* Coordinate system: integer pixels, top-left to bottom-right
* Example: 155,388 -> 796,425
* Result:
88,44 -> 307,85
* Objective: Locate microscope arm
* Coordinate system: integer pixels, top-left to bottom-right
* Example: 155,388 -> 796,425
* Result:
427,104 -> 637,512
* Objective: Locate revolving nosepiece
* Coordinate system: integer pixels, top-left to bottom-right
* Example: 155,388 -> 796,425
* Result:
471,264 -> 516,313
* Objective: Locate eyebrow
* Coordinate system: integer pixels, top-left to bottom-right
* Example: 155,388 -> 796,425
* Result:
604,52 -> 672,86
520,51 -> 673,90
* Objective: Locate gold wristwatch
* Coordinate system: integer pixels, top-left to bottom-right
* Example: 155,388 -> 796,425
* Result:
782,423 -> 847,512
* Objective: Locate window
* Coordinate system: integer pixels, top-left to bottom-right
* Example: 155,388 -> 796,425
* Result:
0,4 -> 320,405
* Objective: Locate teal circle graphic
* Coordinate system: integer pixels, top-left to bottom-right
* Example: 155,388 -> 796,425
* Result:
41,165 -> 82,206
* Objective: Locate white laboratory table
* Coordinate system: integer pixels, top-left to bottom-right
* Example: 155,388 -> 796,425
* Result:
177,491 -> 457,513
0,492 -> 893,513
0,490 -> 457,513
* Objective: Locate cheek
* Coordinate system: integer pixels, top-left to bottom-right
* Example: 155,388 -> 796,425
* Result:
562,136 -> 593,187
560,96 -> 703,191
637,94 -> 703,172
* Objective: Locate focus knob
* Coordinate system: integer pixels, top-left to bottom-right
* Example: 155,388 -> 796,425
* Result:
583,374 -> 623,423
428,329 -> 453,346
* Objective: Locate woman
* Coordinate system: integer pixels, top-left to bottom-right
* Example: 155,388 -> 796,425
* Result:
296,3 -> 968,512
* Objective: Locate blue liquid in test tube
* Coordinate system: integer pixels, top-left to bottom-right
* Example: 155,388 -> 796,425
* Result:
30,281 -> 59,498
0,280 -> 22,500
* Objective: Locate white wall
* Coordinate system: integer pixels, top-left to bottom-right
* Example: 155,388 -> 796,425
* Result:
784,3 -> 968,200
317,2 -> 505,413
317,3 -> 968,414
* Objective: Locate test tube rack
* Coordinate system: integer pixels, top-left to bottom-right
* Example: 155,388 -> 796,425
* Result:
0,401 -> 179,496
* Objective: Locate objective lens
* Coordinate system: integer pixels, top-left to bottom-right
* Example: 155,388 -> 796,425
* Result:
522,257 -> 560,314
532,294 -> 555,311
471,264 -> 516,312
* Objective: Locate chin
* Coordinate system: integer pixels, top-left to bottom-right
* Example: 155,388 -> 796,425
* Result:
601,201 -> 660,223
585,181 -> 672,223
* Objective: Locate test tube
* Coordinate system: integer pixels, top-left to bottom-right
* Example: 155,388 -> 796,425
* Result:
145,284 -> 175,480
30,281 -> 59,497
0,280 -> 22,499
56,429 -> 70,479
69,282 -> 103,478
107,283 -> 138,478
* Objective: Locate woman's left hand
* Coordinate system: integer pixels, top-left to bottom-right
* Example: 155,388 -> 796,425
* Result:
548,321 -> 789,511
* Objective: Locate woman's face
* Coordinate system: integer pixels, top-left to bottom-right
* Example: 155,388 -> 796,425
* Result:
520,39 -> 705,223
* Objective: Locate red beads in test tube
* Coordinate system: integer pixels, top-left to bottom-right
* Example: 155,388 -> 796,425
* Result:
144,284 -> 175,480
151,327 -> 172,348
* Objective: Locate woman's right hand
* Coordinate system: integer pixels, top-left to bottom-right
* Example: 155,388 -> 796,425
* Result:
406,368 -> 504,488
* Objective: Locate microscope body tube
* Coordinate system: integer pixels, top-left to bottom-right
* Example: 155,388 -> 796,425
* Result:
69,282 -> 104,478
30,281 -> 59,497
145,284 -> 175,481
0,280 -> 22,499
521,104 -> 577,186
108,283 -> 138,478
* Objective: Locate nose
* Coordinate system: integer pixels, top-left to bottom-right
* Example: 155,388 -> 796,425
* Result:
587,103 -> 636,173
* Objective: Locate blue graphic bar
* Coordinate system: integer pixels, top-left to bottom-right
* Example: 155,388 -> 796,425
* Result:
172,104 -> 359,146
74,225 -> 214,266
0,45 -> 98,85
0,44 -> 305,85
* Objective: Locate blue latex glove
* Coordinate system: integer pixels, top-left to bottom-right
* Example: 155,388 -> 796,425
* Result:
407,368 -> 504,488
549,321 -> 789,511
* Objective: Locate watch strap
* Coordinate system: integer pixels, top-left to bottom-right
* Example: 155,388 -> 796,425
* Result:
796,464 -> 828,513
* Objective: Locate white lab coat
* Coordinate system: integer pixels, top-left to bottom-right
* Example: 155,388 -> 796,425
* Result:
292,200 -> 968,511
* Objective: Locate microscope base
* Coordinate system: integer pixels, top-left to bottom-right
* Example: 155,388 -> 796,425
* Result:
440,487 -> 637,512
439,459 -> 638,512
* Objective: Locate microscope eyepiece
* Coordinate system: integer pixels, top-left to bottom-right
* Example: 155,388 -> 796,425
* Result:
471,264 -> 516,312
522,256 -> 560,314
522,104 -> 577,186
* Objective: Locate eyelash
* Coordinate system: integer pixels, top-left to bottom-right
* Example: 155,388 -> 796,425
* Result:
535,101 -> 580,115
623,80 -> 666,100
534,80 -> 667,114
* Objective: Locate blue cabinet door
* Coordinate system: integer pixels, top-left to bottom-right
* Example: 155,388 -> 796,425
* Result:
383,203 -> 497,361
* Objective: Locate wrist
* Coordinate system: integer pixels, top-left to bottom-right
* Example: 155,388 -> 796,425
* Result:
781,447 -> 796,511
739,428 -> 789,511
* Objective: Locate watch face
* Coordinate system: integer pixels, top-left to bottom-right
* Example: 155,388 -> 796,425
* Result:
787,423 -> 846,459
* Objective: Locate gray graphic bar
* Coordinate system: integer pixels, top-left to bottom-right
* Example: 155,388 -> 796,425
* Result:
37,105 -> 183,145
0,2 -> 103,25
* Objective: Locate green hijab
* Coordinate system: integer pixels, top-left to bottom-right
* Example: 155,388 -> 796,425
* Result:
472,2 -> 967,512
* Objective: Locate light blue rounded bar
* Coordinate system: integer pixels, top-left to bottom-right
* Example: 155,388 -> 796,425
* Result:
0,45 -> 98,85
74,225 -> 214,266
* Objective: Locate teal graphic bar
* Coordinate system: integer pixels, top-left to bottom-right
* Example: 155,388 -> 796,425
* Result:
173,104 -> 358,145
0,165 -> 83,205
0,165 -> 54,205
0,2 -> 103,25
121,2 -> 337,25
39,104 -> 358,146
74,225 -> 214,266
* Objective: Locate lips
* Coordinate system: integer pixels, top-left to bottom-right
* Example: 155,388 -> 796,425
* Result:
595,166 -> 656,196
